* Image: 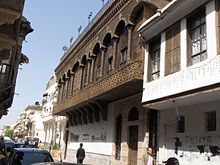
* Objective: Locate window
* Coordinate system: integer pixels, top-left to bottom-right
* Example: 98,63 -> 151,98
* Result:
165,22 -> 180,75
95,51 -> 102,81
176,116 -> 185,133
149,38 -> 161,81
128,107 -> 139,121
83,64 -> 88,87
0,64 -> 10,83
119,46 -> 128,68
0,49 -> 12,83
187,9 -> 207,65
107,56 -> 113,75
205,111 -> 216,131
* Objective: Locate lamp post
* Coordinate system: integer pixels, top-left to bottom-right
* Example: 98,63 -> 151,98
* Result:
70,37 -> 73,46
62,45 -> 68,53
101,0 -> 105,7
78,26 -> 82,36
88,12 -> 92,24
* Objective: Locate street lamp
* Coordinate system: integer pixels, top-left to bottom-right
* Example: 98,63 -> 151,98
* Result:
101,0 -> 105,7
88,12 -> 92,24
70,37 -> 73,46
78,25 -> 82,36
62,45 -> 68,53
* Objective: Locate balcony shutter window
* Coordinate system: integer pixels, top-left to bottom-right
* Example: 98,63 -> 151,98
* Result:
187,9 -> 207,65
149,37 -> 161,81
165,22 -> 180,75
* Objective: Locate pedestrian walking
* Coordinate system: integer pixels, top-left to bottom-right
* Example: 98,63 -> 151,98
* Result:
142,147 -> 154,165
76,143 -> 85,164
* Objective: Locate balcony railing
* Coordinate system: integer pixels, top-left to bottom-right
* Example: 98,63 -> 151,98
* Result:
54,61 -> 143,114
142,55 -> 220,103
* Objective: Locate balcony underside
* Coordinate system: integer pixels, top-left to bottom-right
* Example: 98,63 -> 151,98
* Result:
143,83 -> 220,110
54,61 -> 143,118
0,0 -> 24,25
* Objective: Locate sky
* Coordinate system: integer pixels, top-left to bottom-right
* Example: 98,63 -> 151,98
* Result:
0,0 -> 104,129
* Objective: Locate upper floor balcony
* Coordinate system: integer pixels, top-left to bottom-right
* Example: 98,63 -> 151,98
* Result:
54,61 -> 143,115
0,0 -> 24,25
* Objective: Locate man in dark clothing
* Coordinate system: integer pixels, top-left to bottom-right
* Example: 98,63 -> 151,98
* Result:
76,143 -> 85,164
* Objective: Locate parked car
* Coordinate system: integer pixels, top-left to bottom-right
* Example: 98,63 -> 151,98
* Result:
8,148 -> 54,165
4,139 -> 15,152
13,141 -> 26,148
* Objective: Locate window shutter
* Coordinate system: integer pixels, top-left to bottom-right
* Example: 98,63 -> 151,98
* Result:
187,21 -> 192,66
173,23 -> 180,73
165,22 -> 180,75
148,43 -> 152,82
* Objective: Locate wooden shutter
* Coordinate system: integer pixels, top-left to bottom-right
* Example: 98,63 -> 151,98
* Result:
165,22 -> 180,75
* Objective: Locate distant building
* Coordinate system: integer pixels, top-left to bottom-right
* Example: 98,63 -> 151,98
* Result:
0,0 -> 33,119
41,75 -> 66,149
14,104 -> 43,141
139,0 -> 220,164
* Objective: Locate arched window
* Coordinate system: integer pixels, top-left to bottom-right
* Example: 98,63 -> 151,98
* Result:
62,74 -> 66,100
128,107 -> 139,121
103,33 -> 113,75
130,2 -> 158,60
93,43 -> 102,81
81,55 -> 88,88
115,21 -> 128,69
72,62 -> 80,92
66,70 -> 71,98
115,114 -> 122,160
57,78 -> 62,103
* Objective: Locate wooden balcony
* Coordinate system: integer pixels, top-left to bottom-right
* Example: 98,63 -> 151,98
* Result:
54,61 -> 143,115
0,0 -> 24,25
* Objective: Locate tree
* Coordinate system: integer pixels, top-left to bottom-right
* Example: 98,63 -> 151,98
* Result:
4,128 -> 14,139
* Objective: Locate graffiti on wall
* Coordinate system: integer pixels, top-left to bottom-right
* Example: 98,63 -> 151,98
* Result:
170,135 -> 220,159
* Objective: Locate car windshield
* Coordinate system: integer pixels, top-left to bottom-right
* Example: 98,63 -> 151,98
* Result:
14,143 -> 25,148
13,151 -> 53,165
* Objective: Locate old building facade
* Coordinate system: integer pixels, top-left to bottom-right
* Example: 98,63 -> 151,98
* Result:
54,0 -> 171,164
13,104 -> 43,141
139,0 -> 220,164
0,0 -> 33,119
41,76 -> 66,150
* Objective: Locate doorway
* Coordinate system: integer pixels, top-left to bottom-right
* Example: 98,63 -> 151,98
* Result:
64,130 -> 69,159
128,125 -> 138,165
